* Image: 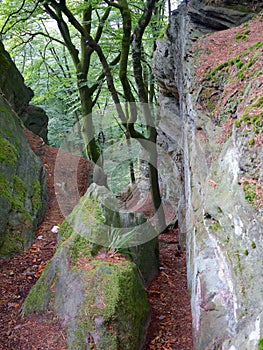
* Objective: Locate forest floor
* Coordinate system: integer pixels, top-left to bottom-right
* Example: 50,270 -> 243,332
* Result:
0,129 -> 193,350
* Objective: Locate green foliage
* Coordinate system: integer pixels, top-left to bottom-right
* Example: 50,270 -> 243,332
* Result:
0,0 -> 166,149
242,181 -> 257,204
235,96 -> 263,134
258,339 -> 263,350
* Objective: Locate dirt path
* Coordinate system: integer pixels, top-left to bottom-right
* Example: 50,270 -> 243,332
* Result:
0,130 -> 193,349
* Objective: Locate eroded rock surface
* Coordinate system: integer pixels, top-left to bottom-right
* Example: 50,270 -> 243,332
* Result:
154,0 -> 263,348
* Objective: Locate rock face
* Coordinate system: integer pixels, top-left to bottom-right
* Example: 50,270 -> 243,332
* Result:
21,105 -> 49,143
188,0 -> 261,31
0,95 -> 47,258
0,40 -> 48,142
23,183 -> 156,349
154,0 -> 263,349
0,40 -> 33,114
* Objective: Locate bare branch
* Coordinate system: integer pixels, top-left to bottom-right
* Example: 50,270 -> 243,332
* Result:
1,1 -> 41,35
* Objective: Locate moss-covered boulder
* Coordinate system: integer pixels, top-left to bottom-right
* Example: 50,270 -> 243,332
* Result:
60,183 -> 159,284
23,238 -> 150,350
22,183 -> 160,349
0,95 -> 47,258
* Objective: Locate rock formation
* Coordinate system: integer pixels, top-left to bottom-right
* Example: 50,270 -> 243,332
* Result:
154,0 -> 263,348
0,40 -> 48,142
23,183 -> 157,349
0,40 -> 47,258
0,95 -> 47,258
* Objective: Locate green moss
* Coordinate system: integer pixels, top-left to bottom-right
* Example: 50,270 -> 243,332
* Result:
0,172 -> 32,223
73,260 -> 149,349
243,181 -> 257,203
258,339 -> 263,350
32,180 -> 41,212
0,173 -> 32,256
0,172 -> 12,202
69,234 -> 94,264
251,241 -> 257,249
0,230 -> 25,257
235,251 -> 243,273
12,175 -> 27,211
225,5 -> 253,12
0,137 -> 18,165
59,220 -> 74,242
22,264 -> 53,314
209,220 -> 222,232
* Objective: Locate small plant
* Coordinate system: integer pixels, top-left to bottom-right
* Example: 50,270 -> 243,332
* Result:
108,227 -> 138,253
235,29 -> 250,41
238,177 -> 263,208
258,338 -> 263,350
249,41 -> 263,51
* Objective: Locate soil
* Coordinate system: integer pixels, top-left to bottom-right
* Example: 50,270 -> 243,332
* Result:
0,129 -> 193,349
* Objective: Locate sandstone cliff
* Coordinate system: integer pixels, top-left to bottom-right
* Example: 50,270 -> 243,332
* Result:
154,1 -> 263,348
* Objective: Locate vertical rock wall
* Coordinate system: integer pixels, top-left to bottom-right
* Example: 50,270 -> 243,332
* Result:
0,95 -> 47,258
154,1 -> 263,349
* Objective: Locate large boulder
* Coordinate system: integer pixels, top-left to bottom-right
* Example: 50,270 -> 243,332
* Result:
21,105 -> 49,143
23,183 -> 156,349
0,95 -> 47,258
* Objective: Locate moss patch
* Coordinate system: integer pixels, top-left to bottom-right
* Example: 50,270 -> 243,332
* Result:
0,173 -> 34,256
73,260 -> 149,349
0,230 -> 25,256
12,175 -> 28,211
22,264 -> 53,314
32,180 -> 42,212
69,235 -> 94,264
0,172 -> 12,202
0,136 -> 18,165
259,338 -> 263,350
